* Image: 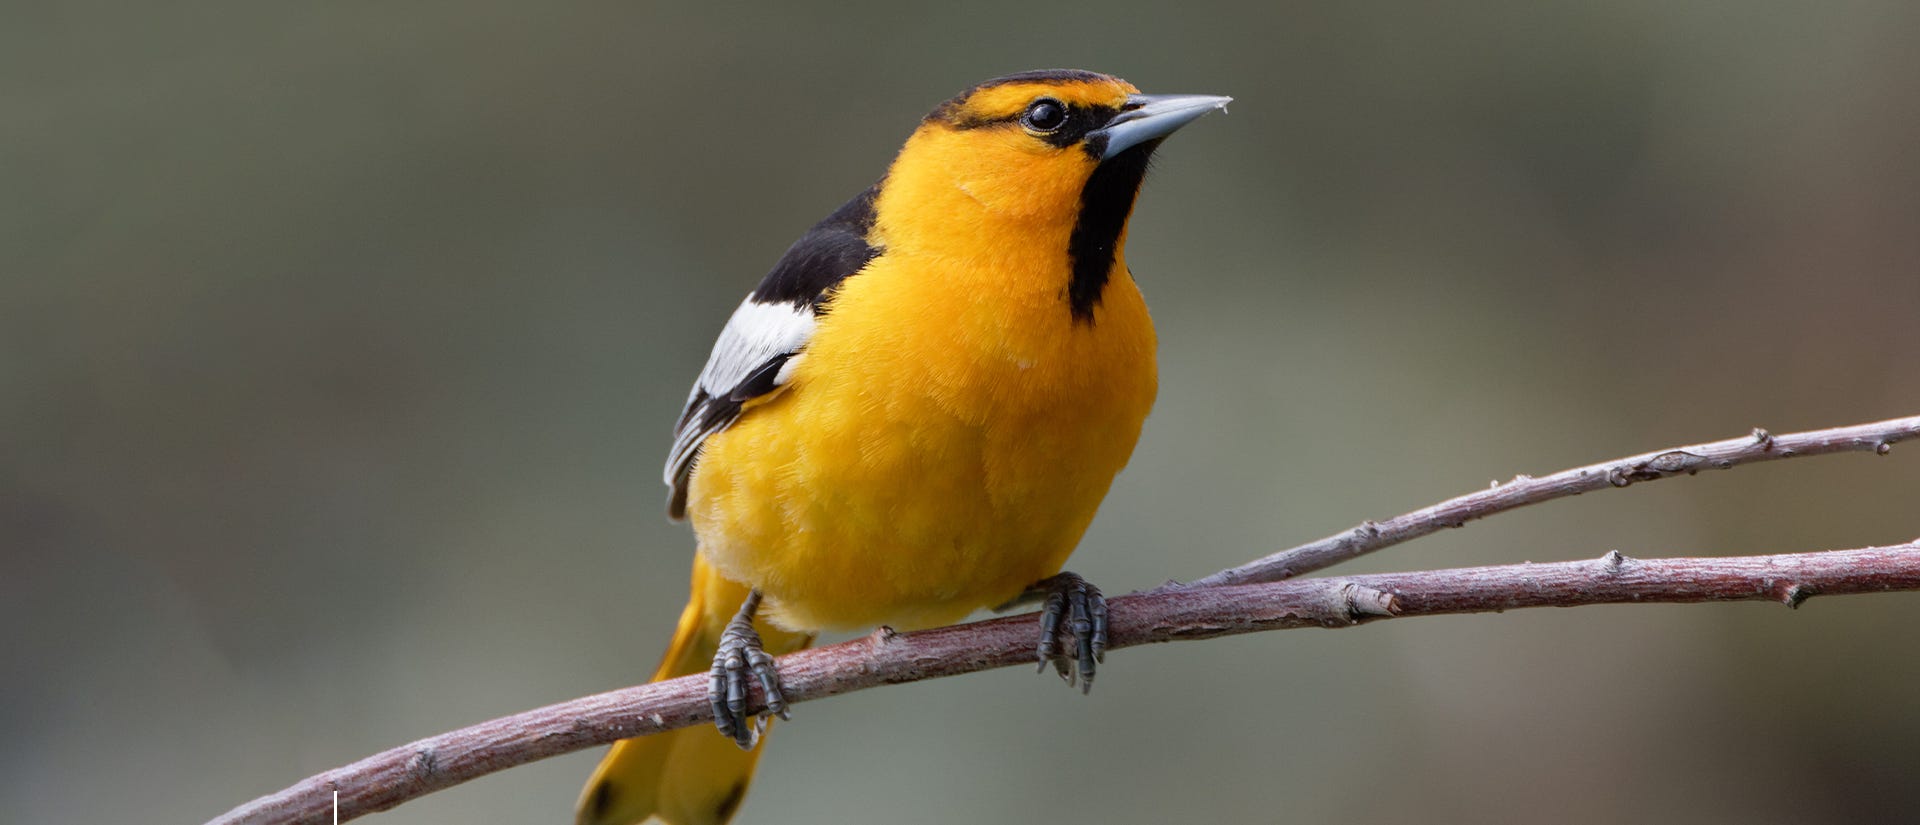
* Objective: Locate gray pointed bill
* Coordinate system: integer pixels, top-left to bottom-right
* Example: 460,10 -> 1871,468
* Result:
1094,93 -> 1233,160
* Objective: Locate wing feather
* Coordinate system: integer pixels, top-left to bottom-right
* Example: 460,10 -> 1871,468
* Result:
664,297 -> 814,518
662,183 -> 881,519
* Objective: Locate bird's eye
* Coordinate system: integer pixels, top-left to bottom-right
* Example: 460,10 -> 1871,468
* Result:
1022,99 -> 1067,132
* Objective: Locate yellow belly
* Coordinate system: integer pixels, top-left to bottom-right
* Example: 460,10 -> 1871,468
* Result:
685,253 -> 1157,632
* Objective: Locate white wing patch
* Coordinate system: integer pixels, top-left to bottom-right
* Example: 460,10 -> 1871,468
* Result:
664,294 -> 816,517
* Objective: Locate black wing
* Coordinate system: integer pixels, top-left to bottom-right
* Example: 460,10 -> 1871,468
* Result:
663,184 -> 881,519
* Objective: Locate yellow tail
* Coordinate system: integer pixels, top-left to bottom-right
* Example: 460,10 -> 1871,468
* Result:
577,555 -> 812,825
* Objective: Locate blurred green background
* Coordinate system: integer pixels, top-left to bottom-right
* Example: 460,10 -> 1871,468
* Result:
6,2 -> 1919,823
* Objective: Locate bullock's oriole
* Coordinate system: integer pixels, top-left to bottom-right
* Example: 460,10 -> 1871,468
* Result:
578,69 -> 1228,825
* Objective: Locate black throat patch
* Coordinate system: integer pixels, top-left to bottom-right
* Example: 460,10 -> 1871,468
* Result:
1066,139 -> 1158,322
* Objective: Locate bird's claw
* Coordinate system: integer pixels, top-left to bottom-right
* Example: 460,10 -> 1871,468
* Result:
708,592 -> 787,749
1032,571 -> 1108,693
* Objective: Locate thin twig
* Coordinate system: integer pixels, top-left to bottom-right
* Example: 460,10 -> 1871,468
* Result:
209,543 -> 1920,825
1172,414 -> 1920,590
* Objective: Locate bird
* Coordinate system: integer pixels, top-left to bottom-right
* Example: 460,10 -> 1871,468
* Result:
576,69 -> 1229,825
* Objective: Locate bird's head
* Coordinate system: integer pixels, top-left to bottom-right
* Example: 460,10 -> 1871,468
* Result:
877,69 -> 1230,238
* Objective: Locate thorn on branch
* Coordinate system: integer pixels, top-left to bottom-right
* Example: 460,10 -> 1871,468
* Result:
1612,451 -> 1707,486
410,748 -> 440,783
1647,450 -> 1704,474
1779,583 -> 1814,609
1326,582 -> 1398,625
1752,427 -> 1774,448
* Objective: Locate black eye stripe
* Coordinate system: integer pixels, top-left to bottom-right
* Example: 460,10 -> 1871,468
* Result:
1034,103 -> 1117,149
940,101 -> 1121,150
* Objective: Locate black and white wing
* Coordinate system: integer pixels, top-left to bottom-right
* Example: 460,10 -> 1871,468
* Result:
663,298 -> 813,517
663,184 -> 881,519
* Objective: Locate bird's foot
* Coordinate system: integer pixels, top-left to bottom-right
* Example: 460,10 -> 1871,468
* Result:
1032,571 -> 1108,693
709,590 -> 787,749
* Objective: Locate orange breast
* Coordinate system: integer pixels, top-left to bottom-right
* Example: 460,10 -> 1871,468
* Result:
686,249 -> 1156,632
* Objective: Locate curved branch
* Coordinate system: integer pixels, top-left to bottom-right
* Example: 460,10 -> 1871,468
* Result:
210,543 -> 1920,825
1175,414 -> 1920,589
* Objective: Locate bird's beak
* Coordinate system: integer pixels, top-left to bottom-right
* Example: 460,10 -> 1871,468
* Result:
1093,93 -> 1232,160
